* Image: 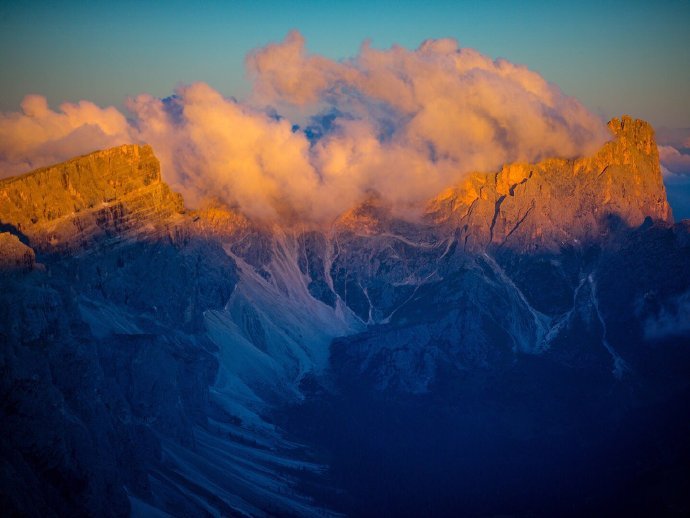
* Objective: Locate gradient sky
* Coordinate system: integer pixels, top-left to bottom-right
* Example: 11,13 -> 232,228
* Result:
1,0 -> 689,129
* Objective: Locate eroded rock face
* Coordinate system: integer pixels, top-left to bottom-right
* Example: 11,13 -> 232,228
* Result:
426,115 -> 672,252
322,120 -> 683,394
0,144 -> 184,253
0,148 -> 243,516
322,117 -> 676,326
0,268 -> 225,517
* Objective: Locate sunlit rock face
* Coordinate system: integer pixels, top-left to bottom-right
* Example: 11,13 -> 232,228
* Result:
1,118 -> 689,516
427,115 -> 672,252
0,144 -> 184,253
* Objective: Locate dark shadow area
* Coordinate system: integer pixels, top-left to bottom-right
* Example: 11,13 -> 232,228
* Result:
664,174 -> 690,220
278,340 -> 690,516
2,202 -> 689,516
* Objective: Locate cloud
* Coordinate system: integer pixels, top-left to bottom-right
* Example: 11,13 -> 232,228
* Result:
659,145 -> 690,176
127,83 -> 320,220
0,95 -> 132,177
656,126 -> 690,149
0,32 -> 610,223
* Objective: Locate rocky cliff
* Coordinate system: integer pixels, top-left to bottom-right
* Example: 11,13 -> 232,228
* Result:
0,116 -> 671,257
0,232 -> 35,271
427,115 -> 672,251
0,144 -> 184,253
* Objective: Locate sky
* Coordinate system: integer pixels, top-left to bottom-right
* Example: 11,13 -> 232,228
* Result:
1,0 -> 689,218
1,0 -> 688,127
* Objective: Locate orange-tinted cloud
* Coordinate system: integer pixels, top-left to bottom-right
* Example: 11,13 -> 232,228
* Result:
659,145 -> 690,176
0,32 -> 610,223
0,95 -> 131,176
127,83 -> 319,221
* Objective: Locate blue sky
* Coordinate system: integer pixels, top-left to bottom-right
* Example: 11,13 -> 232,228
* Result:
1,0 -> 689,128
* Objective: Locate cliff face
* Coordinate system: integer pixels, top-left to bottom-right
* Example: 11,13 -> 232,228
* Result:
0,117 -> 672,257
0,144 -> 184,253
427,116 -> 672,252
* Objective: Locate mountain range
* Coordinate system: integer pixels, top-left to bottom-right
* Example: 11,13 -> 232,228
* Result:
1,116 -> 689,516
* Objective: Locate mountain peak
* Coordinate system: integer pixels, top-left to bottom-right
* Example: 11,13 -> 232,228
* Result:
0,144 -> 184,253
607,115 -> 655,152
0,117 -> 674,256
425,116 -> 672,252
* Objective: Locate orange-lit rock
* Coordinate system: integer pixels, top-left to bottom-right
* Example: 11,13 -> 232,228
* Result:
427,116 -> 672,252
335,197 -> 392,235
0,117 -> 673,257
0,145 -> 184,252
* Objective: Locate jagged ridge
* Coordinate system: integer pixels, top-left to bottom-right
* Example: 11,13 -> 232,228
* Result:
0,116 -> 674,261
0,144 -> 184,253
426,115 -> 672,252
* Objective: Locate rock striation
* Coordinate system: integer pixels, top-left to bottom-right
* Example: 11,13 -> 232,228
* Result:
0,144 -> 184,253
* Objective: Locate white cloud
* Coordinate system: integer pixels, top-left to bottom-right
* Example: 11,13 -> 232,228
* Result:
659,145 -> 690,176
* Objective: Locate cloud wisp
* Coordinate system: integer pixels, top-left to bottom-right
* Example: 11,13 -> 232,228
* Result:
659,145 -> 690,177
0,32 -> 610,224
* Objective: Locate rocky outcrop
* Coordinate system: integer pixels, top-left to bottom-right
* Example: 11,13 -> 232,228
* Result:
426,116 -> 672,252
0,232 -> 35,271
0,117 -> 672,258
0,266 -> 228,516
0,144 -> 184,253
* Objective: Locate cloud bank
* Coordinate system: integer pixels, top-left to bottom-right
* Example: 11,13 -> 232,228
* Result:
0,32 -> 610,223
0,95 -> 130,175
659,145 -> 690,177
657,128 -> 690,178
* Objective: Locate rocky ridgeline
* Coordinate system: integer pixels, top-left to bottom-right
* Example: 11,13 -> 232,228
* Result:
0,144 -> 184,255
425,115 -> 672,252
322,116 -> 677,324
0,116 -> 673,262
